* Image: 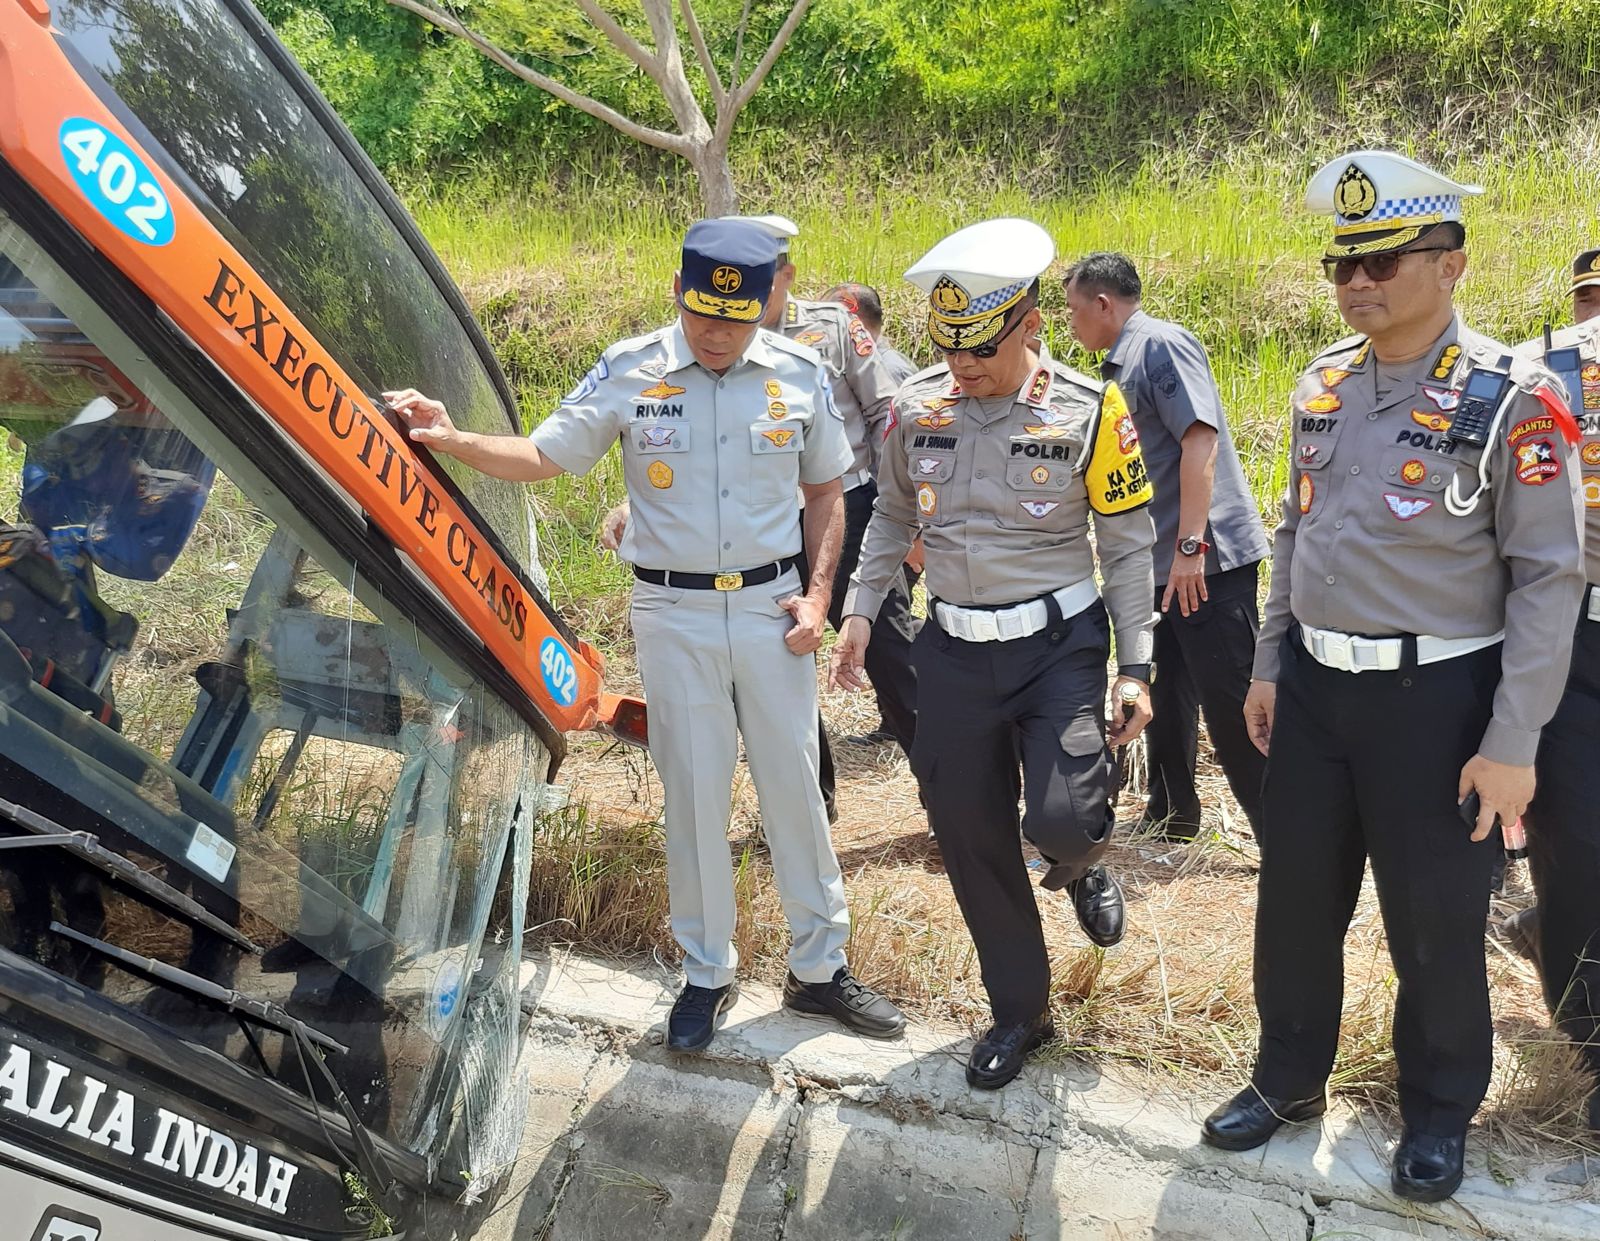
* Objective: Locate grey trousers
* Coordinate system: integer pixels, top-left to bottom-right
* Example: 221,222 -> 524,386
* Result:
631,567 -> 850,989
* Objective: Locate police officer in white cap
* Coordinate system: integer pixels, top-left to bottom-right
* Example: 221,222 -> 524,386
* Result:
831,218 -> 1157,1088
1201,153 -> 1584,1203
386,219 -> 906,1053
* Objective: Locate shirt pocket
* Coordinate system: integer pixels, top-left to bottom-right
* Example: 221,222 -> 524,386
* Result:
748,420 -> 807,502
1000,441 -> 1077,532
906,450 -> 956,526
1375,445 -> 1452,526
625,419 -> 692,504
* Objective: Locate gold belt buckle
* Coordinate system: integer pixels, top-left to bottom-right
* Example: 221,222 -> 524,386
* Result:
714,572 -> 743,591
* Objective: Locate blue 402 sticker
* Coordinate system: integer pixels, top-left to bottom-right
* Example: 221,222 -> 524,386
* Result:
58,118 -> 174,247
539,636 -> 578,707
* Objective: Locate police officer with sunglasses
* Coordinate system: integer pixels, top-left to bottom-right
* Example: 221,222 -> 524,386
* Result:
830,218 -> 1157,1089
1201,152 -> 1585,1204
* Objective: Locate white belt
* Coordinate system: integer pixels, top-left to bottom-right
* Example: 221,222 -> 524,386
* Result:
1587,585 -> 1600,623
935,579 -> 1099,643
1299,624 -> 1504,673
842,468 -> 873,492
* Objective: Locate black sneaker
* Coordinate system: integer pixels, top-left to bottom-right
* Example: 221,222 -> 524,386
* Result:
843,728 -> 895,747
667,982 -> 737,1053
783,967 -> 907,1039
966,1014 -> 1055,1090
1065,865 -> 1125,947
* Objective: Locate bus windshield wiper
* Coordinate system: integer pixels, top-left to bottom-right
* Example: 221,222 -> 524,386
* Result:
0,795 -> 260,954
47,922 -> 401,1213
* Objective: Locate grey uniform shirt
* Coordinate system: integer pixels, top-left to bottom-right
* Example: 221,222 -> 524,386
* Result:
1101,309 -> 1270,582
878,341 -> 918,386
531,321 -> 852,572
779,298 -> 897,478
844,359 -> 1157,664
1515,318 -> 1600,583
1255,317 -> 1585,766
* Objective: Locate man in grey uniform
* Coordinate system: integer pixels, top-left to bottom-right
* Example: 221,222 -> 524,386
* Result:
1573,247 -> 1600,326
1201,153 -> 1584,1204
1509,276 -> 1600,1137
1064,252 -> 1271,839
386,219 -> 904,1053
832,219 -> 1156,1089
825,282 -> 918,385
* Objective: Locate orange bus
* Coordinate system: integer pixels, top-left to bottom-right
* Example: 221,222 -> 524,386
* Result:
0,0 -> 639,1235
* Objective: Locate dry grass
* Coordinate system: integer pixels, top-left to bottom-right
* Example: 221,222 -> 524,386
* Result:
528,641 -> 1599,1167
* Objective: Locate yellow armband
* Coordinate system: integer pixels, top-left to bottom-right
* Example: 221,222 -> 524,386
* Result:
1085,381 -> 1152,515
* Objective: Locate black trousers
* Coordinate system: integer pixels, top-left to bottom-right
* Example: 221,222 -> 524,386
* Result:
911,598 -> 1114,1025
1146,562 -> 1265,834
1252,630 -> 1501,1136
815,482 -> 920,817
1526,614 -> 1600,1101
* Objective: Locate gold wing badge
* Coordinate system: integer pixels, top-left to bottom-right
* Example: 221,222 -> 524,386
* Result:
1085,382 -> 1152,516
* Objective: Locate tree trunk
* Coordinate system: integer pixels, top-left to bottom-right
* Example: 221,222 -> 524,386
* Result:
689,139 -> 738,217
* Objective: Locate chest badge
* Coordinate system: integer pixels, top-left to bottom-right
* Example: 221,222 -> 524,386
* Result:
1384,493 -> 1433,520
1400,459 -> 1426,484
1420,385 -> 1460,411
639,425 -> 677,448
765,379 -> 782,398
768,400 -> 789,420
1303,392 -> 1341,414
1297,444 -> 1321,466
795,329 -> 827,347
915,457 -> 942,476
916,483 -> 938,516
1584,477 -> 1600,509
647,461 -> 674,489
915,411 -> 957,430
1411,409 -> 1453,434
1031,465 -> 1050,484
1581,442 -> 1600,467
1298,472 -> 1314,514
762,428 -> 797,448
1019,499 -> 1060,520
639,380 -> 686,400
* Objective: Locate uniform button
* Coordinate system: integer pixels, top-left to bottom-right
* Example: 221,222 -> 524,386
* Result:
1349,466 -> 1360,475
1430,474 -> 1442,485
1386,466 -> 1396,477
975,470 -> 985,478
982,427 -> 991,435
1325,575 -> 1336,585
720,435 -> 728,444
721,489 -> 729,497
723,541 -> 732,549
718,380 -> 726,389
1368,413 -> 1377,421
975,586 -> 986,595
1334,520 -> 1344,530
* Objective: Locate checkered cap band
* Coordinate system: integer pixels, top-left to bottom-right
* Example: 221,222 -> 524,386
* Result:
966,279 -> 1029,315
1339,194 -> 1461,228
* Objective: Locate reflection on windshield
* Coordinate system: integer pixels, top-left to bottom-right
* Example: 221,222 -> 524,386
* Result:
0,221 -> 534,1156
54,0 -> 535,570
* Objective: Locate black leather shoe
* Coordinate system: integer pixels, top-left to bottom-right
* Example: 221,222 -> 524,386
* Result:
1201,1085 -> 1328,1151
966,1014 -> 1055,1090
1062,865 -> 1126,947
1135,813 -> 1202,843
1497,905 -> 1541,966
1391,1127 -> 1466,1203
667,982 -> 737,1053
843,728 -> 895,747
784,967 -> 907,1038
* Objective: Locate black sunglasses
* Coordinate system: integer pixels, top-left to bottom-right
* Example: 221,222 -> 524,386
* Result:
1321,247 -> 1454,286
937,302 -> 1033,358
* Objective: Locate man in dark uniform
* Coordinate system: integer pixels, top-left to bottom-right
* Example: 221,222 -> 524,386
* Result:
1064,252 -> 1271,839
1201,152 -> 1585,1204
832,219 -> 1156,1089
1510,259 -> 1600,1138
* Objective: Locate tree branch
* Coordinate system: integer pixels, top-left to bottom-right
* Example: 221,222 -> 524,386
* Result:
679,0 -> 726,108
570,0 -> 658,80
382,0 -> 692,156
731,0 -> 755,81
725,0 -> 813,123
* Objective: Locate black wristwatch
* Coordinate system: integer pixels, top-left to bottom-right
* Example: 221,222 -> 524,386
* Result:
1177,535 -> 1211,558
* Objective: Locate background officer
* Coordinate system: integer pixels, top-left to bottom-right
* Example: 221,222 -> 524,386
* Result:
1064,252 -> 1271,840
1202,153 -> 1585,1206
1573,247 -> 1600,325
831,219 -> 1156,1089
824,281 -> 919,384
1511,286 -> 1600,1137
386,219 -> 905,1054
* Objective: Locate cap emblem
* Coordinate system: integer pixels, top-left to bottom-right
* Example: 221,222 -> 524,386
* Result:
931,276 -> 971,314
712,265 -> 743,293
1335,164 -> 1378,220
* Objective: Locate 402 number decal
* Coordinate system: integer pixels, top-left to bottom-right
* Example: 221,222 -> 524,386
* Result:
539,636 -> 578,708
58,119 -> 174,246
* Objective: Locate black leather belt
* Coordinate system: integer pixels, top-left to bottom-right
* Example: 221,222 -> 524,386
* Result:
633,556 -> 801,591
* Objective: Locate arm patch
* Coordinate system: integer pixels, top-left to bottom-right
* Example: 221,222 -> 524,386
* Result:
1085,381 -> 1152,515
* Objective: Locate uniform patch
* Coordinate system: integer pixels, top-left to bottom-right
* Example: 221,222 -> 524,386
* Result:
561,356 -> 610,405
638,356 -> 668,380
847,315 -> 875,357
1025,368 -> 1051,407
916,483 -> 938,516
1298,472 -> 1314,514
923,396 -> 960,412
768,400 -> 789,420
1031,465 -> 1050,484
647,461 -> 673,489
1304,392 -> 1341,414
765,379 -> 782,398
1297,443 -> 1321,466
1085,382 -> 1151,515
1431,343 -> 1461,380
1384,493 -> 1433,520
915,411 -> 956,430
639,425 -> 677,448
1584,476 -> 1600,509
1582,442 -> 1600,467
1320,367 -> 1352,388
1350,341 -> 1371,368
1019,500 -> 1061,519
1583,364 -> 1600,411
1514,437 -> 1561,485
1400,458 -> 1426,484
639,380 -> 686,400
795,329 -> 827,348
1509,415 -> 1556,442
762,428 -> 797,448
915,456 -> 942,476
1411,409 -> 1453,434
883,403 -> 898,439
1420,385 -> 1460,411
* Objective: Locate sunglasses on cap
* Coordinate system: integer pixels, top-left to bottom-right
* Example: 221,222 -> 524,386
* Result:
937,302 -> 1033,358
1320,246 -> 1454,286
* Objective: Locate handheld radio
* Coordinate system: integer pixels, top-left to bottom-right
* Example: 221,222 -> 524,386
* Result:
1443,367 -> 1513,448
